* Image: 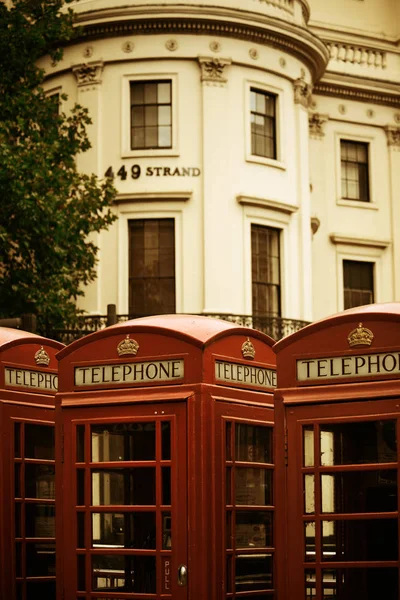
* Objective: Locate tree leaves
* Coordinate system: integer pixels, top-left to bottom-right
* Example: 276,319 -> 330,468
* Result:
0,0 -> 117,330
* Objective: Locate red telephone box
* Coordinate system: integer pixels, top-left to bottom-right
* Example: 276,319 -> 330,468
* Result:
274,303 -> 400,600
0,328 -> 63,600
55,315 -> 277,600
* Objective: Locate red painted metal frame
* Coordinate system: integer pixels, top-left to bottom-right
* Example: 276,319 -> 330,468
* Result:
56,315 -> 277,600
273,303 -> 400,600
0,329 -> 63,600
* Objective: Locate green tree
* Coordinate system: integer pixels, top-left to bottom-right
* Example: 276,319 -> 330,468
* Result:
0,0 -> 117,332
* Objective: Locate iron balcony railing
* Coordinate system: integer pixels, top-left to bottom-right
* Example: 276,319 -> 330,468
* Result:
39,307 -> 309,345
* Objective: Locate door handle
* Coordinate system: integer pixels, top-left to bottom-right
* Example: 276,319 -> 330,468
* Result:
178,564 -> 188,587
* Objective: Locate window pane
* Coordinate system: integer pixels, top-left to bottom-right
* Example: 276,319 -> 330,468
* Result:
25,424 -> 54,459
144,83 -> 157,104
26,542 -> 56,576
91,423 -> 156,462
322,568 -> 398,600
92,512 -> 156,549
235,511 -> 273,547
235,468 -> 272,505
26,504 -> 55,537
322,519 -> 398,561
91,469 -> 156,506
158,82 -> 171,103
235,424 -> 272,463
92,554 -> 156,592
321,470 -> 397,513
235,554 -> 273,591
320,420 -> 396,465
25,464 -> 55,499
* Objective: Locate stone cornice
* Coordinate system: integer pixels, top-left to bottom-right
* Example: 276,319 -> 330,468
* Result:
236,194 -> 298,214
330,233 -> 391,249
70,11 -> 329,80
314,74 -> 400,108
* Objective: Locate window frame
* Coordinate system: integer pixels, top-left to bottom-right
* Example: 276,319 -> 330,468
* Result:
127,217 -> 176,318
122,73 -> 179,158
117,205 -> 183,315
340,139 -> 370,203
342,259 -> 375,309
244,80 -> 285,170
251,224 -> 282,318
335,132 -> 376,209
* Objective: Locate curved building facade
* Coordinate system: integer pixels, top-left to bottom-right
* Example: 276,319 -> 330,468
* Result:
39,0 -> 400,334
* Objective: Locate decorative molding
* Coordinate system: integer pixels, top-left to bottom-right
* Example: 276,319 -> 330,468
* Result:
236,194 -> 298,214
209,41 -> 221,52
72,61 -> 104,87
122,40 -> 134,53
326,42 -> 387,69
309,112 -> 328,139
165,39 -> 178,51
198,56 -> 231,85
384,126 -> 400,150
76,16 -> 329,80
114,191 -> 192,203
83,46 -> 93,58
257,0 -> 294,14
311,216 -> 320,235
249,48 -> 259,60
330,233 -> 391,249
314,81 -> 400,108
293,76 -> 313,108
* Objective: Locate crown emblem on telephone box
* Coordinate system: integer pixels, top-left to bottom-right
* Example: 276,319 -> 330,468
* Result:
241,338 -> 255,360
117,335 -> 139,357
347,323 -> 374,348
34,346 -> 50,366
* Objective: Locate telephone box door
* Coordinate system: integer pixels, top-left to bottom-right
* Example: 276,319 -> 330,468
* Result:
7,405 -> 56,600
286,400 -> 400,600
62,401 -> 187,600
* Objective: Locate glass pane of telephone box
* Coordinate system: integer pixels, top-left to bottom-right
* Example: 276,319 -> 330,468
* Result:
320,420 -> 397,465
235,468 -> 272,505
235,511 -> 273,548
321,470 -> 397,513
91,468 -> 156,505
25,424 -> 55,459
25,464 -> 55,499
235,424 -> 272,463
91,423 -> 156,462
92,554 -> 156,593
92,512 -> 156,548
322,568 -> 398,600
235,554 -> 273,591
322,519 -> 398,561
25,504 -> 55,537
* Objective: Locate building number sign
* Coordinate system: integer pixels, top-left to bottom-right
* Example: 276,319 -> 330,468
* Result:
105,165 -> 201,180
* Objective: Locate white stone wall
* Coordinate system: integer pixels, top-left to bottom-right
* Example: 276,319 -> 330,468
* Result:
40,0 -> 400,326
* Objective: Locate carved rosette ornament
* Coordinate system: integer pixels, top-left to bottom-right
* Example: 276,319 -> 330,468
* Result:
385,126 -> 400,150
198,56 -> 232,86
293,76 -> 313,108
308,112 -> 328,139
72,62 -> 104,87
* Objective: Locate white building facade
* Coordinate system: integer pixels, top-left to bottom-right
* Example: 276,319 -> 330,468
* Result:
39,0 -> 400,337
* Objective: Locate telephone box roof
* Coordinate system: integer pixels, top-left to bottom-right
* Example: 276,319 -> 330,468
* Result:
57,314 -> 275,359
0,327 -> 63,351
274,302 -> 400,353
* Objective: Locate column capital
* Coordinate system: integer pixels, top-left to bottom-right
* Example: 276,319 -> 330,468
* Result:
197,56 -> 232,86
72,61 -> 104,88
385,126 -> 400,150
309,112 -> 329,139
293,76 -> 313,108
